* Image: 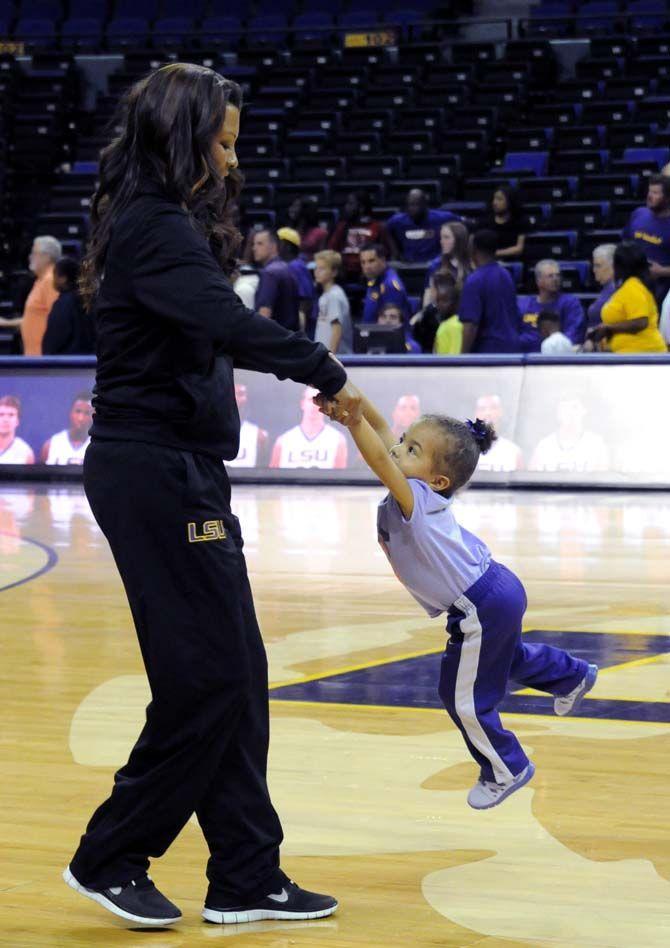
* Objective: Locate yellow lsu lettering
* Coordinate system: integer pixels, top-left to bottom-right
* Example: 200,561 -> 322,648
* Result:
522,313 -> 539,327
187,520 -> 227,543
634,230 -> 663,246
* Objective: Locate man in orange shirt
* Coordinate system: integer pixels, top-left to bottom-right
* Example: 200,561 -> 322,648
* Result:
21,235 -> 62,355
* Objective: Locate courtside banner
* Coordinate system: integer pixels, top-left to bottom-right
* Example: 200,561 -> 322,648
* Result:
0,355 -> 668,487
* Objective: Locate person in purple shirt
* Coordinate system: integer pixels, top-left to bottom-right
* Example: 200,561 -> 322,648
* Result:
253,228 -> 300,332
517,259 -> 585,351
360,243 -> 412,324
278,226 -> 315,334
387,188 -> 460,263
623,174 -> 670,302
458,230 -> 521,354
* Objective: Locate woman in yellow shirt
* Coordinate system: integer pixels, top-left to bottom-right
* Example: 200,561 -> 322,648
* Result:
590,242 -> 667,353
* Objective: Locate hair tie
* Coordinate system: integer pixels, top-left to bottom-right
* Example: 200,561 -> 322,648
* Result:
465,418 -> 488,443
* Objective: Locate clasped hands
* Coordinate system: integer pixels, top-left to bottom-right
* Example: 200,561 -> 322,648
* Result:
313,380 -> 363,428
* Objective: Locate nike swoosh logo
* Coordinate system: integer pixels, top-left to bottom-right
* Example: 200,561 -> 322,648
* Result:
267,888 -> 289,903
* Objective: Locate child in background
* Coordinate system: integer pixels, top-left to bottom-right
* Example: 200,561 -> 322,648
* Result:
316,391 -> 598,809
313,250 -> 353,354
412,274 -> 463,354
537,310 -> 574,355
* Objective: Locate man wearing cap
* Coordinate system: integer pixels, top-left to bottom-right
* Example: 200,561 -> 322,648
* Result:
252,229 -> 301,332
360,243 -> 412,324
278,227 -> 315,334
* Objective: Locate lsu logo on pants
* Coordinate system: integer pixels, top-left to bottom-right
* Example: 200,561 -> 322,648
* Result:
187,520 -> 226,543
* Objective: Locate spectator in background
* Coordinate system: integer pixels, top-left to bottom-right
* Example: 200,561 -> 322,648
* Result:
517,259 -> 585,350
252,228 -> 300,331
422,221 -> 471,305
387,188 -> 460,263
376,302 -> 421,352
458,230 -> 521,354
314,250 -> 352,354
587,243 -> 616,330
412,273 -> 462,353
529,392 -> 609,473
42,257 -> 95,355
623,174 -> 670,302
477,186 -> 529,259
278,226 -> 315,333
538,310 -> 574,354
21,234 -> 61,356
328,189 -> 393,280
39,391 -> 92,465
286,197 -> 328,260
360,243 -> 412,324
588,241 -> 666,354
0,395 -> 34,464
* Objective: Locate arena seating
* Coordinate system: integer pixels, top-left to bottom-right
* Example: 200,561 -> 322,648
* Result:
3,1 -> 670,315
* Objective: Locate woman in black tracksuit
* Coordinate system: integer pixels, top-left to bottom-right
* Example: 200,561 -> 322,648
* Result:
63,63 -> 360,928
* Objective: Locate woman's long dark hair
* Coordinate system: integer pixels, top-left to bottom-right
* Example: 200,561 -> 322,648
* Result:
80,62 -> 243,310
613,240 -> 653,289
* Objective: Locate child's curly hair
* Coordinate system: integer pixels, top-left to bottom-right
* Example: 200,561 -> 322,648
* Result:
422,414 -> 497,496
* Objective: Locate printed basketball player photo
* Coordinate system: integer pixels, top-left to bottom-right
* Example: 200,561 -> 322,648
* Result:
270,385 -> 348,469
226,382 -> 268,468
39,392 -> 93,466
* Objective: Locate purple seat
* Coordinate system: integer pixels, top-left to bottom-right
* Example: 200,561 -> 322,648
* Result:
293,12 -> 334,41
247,15 -> 288,45
106,17 -> 150,46
577,1 -> 619,33
622,146 -> 670,168
503,151 -> 549,176
153,17 -> 194,45
338,11 -> 380,28
61,17 -> 103,46
14,18 -> 56,44
18,0 -> 61,18
628,0 -> 668,31
200,16 -> 243,48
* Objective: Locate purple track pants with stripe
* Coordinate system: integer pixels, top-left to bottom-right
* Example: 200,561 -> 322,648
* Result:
438,560 -> 588,783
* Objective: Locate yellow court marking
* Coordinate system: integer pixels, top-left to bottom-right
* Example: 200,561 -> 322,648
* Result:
268,697 -> 670,728
516,651 -> 670,701
271,644 -> 442,690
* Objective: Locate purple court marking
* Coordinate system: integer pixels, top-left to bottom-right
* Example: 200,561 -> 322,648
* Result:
0,531 -> 59,593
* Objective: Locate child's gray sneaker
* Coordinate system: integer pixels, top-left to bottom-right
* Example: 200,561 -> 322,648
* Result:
554,663 -> 599,716
467,761 -> 535,810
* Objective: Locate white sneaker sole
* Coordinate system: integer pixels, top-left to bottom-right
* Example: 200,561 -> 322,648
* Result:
63,866 -> 181,926
202,903 -> 338,924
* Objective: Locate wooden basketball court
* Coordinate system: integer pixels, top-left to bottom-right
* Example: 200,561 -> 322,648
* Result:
1,482 -> 669,947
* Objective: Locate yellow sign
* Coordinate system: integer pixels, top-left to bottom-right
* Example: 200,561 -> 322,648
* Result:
344,30 -> 396,48
0,41 -> 24,54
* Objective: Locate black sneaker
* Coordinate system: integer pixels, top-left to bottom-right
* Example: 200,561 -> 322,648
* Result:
202,879 -> 338,924
63,865 -> 182,926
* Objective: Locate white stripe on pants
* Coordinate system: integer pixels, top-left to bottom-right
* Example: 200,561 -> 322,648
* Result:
453,594 -> 514,783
